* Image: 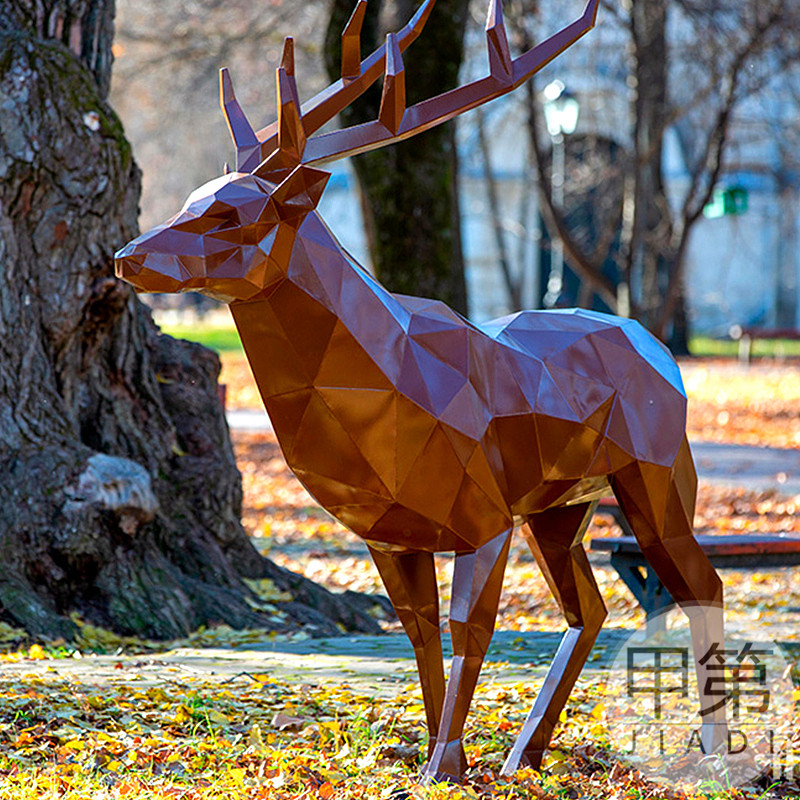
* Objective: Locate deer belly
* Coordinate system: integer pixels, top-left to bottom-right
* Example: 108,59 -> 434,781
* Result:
280,396 -> 513,553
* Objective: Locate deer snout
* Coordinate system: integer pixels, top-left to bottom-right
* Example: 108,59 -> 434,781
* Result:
115,247 -> 184,294
115,222 -> 204,293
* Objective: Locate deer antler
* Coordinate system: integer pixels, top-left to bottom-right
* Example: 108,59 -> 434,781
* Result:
222,0 -> 438,173
301,0 -> 600,165
222,0 -> 598,173
220,68 -> 261,172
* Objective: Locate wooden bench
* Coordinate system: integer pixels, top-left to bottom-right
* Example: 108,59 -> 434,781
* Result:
589,531 -> 800,633
728,325 -> 800,363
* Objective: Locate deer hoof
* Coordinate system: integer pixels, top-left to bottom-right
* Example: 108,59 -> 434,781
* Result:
500,746 -> 544,777
419,740 -> 467,784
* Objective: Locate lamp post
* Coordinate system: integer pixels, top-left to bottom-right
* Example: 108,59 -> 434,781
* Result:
541,80 -> 580,308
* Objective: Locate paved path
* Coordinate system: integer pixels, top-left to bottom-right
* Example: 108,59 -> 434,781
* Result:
5,626 -> 796,691
0,630 -> 631,689
692,441 -> 800,494
227,409 -> 273,431
227,410 -> 800,494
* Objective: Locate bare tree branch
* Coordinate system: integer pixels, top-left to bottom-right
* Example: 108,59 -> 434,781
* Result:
477,109 -> 523,310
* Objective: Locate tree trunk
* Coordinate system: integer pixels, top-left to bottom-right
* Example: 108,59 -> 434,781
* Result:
626,0 -> 676,333
0,1 -> 381,641
324,0 -> 468,315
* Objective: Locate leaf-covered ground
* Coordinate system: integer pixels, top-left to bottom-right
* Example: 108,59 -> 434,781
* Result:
2,652 -> 798,800
1,358 -> 799,798
681,361 -> 800,449
229,357 -> 800,635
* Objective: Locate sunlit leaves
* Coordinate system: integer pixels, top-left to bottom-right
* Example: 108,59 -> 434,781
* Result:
1,358 -> 796,798
683,361 -> 800,448
0,667 -> 743,799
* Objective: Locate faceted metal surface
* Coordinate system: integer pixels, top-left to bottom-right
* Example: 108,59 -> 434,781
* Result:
115,0 -> 726,783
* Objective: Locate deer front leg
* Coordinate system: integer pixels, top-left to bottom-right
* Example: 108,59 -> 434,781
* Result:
366,546 -> 446,758
421,530 -> 512,784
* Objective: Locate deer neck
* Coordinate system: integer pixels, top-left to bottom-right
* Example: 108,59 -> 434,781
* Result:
228,212 -> 407,440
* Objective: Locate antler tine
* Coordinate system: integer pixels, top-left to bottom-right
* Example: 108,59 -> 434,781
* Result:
220,68 -> 260,171
250,39 -> 307,174
486,0 -> 512,80
302,0 -> 600,166
378,34 -> 406,135
404,0 -> 437,40
513,0 -> 600,83
342,0 -> 368,80
252,0 -> 437,161
276,64 -> 307,163
280,38 -> 301,108
281,36 -> 296,78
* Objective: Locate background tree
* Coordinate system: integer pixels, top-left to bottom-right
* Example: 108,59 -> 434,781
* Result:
505,0 -> 800,351
324,0 -> 469,314
0,0 -> 380,641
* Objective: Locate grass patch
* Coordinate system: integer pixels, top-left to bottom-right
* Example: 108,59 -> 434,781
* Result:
689,336 -> 800,359
160,324 -> 243,353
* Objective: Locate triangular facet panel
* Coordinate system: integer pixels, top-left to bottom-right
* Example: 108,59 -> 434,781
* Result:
317,386 -> 398,492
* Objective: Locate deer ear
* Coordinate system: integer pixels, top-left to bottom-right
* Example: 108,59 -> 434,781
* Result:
273,165 -> 330,217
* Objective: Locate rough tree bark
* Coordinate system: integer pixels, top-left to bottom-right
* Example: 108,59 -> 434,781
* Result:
624,0 -> 691,354
324,0 -> 468,315
0,0 -> 381,641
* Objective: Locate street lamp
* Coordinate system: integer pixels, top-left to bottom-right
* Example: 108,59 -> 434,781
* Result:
541,80 -> 580,308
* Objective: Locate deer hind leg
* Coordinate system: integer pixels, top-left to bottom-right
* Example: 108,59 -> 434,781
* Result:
366,547 -> 446,759
421,529 -> 512,783
611,437 -> 727,756
501,502 -> 607,775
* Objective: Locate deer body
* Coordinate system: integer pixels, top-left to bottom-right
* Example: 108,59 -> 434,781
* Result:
227,208 -> 683,550
116,0 -> 727,782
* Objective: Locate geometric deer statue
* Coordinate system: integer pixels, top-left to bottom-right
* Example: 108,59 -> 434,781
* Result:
116,0 -> 727,783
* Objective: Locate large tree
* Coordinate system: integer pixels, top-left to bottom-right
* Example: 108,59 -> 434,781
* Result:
0,0 -> 379,641
324,0 -> 469,314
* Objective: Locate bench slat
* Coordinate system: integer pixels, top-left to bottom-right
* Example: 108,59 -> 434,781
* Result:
590,533 -> 800,558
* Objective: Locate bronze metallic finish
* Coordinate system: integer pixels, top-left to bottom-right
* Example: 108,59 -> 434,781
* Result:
116,0 -> 726,782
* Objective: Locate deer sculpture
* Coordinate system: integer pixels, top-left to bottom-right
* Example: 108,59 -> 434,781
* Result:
116,0 -> 727,783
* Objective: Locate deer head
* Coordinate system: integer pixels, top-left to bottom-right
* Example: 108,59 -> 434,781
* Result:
115,0 -> 600,302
